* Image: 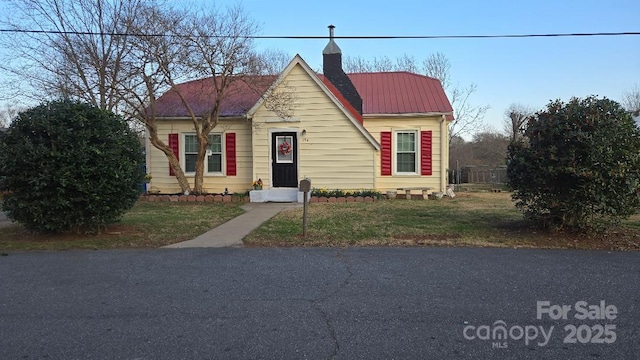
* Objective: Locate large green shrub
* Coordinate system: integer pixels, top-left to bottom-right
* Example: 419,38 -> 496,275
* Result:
507,96 -> 640,231
0,100 -> 145,233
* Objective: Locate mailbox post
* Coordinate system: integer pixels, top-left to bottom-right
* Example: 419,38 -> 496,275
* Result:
299,179 -> 311,237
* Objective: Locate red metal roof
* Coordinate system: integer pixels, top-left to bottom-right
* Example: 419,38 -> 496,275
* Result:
153,75 -> 275,118
345,72 -> 453,117
153,71 -> 452,119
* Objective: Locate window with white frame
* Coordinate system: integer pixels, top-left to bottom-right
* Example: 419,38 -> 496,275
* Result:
184,134 -> 223,174
207,134 -> 222,173
184,134 -> 198,173
396,131 -> 417,174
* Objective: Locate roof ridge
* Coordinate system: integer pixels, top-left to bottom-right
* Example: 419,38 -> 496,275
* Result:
346,71 -> 441,82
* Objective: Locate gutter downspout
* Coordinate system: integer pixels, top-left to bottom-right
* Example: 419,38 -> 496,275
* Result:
441,115 -> 447,193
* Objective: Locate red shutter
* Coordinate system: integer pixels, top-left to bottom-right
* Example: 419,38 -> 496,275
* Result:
421,130 -> 432,176
226,132 -> 236,176
168,133 -> 179,176
381,131 -> 392,176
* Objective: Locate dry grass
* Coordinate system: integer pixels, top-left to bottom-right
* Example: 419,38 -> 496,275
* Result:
0,202 -> 244,251
244,192 -> 640,251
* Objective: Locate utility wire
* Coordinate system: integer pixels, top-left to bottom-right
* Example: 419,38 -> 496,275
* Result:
255,32 -> 640,39
0,28 -> 639,39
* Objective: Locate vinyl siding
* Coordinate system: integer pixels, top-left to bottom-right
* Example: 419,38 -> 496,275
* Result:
146,119 -> 252,193
252,64 -> 376,190
364,116 -> 447,193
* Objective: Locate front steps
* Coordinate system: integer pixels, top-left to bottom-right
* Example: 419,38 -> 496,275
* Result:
249,188 -> 309,203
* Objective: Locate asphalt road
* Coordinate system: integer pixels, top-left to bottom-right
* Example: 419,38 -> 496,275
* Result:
0,247 -> 638,359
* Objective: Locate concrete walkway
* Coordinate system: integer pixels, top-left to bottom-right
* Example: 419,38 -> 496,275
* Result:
163,202 -> 301,248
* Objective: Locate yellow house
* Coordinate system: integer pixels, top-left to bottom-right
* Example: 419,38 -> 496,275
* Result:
146,29 -> 453,202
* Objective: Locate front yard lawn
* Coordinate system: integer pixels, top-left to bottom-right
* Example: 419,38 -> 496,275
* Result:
3,193 -> 639,252
0,202 -> 244,251
244,193 -> 640,251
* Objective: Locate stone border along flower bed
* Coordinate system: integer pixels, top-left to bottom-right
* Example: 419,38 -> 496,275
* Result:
139,189 -> 428,203
139,194 -> 248,203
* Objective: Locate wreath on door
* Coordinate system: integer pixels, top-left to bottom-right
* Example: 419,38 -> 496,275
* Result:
279,140 -> 292,155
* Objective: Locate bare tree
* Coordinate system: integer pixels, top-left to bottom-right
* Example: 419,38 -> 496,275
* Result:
371,56 -> 395,72
445,83 -> 489,141
449,135 -> 470,170
422,53 -> 488,141
622,84 -> 640,115
344,54 -> 418,73
503,103 -> 534,143
0,0 -> 195,190
119,4 -> 273,194
344,55 -> 395,72
470,131 -> 510,166
394,54 -> 419,73
256,48 -> 292,75
0,0 -> 148,112
449,129 -> 510,170
343,56 -> 374,73
344,52 -> 489,140
2,1 -> 292,194
422,52 -> 450,90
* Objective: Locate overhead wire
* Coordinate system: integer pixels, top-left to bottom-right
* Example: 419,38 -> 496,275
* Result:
0,28 -> 638,39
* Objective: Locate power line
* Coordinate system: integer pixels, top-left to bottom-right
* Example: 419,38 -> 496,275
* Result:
255,32 -> 640,39
0,28 -> 639,39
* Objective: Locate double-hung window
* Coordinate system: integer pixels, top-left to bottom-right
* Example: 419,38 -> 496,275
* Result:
396,131 -> 417,174
184,134 -> 223,174
207,134 -> 222,173
184,135 -> 198,173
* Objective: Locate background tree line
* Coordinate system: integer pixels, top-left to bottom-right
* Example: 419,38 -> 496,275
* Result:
450,86 -> 640,173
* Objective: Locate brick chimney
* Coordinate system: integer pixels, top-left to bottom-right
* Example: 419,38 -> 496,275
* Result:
323,25 -> 362,114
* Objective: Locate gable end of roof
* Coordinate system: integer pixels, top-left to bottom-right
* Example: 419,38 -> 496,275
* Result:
248,55 -> 380,150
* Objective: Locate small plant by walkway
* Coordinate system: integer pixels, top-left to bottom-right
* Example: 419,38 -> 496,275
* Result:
0,202 -> 243,251
244,193 -> 640,251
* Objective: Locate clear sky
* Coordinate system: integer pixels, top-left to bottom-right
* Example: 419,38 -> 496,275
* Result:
235,0 -> 640,136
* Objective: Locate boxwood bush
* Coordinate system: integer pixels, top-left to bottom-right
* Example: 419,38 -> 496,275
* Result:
0,100 -> 145,233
